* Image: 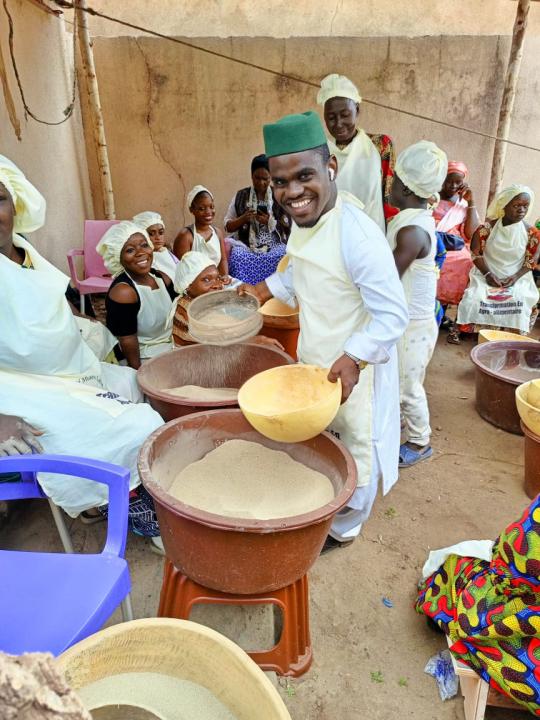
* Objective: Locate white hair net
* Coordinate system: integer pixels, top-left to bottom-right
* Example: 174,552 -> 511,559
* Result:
96,220 -> 152,276
187,185 -> 213,209
0,155 -> 46,234
317,74 -> 361,106
395,141 -> 448,199
174,251 -> 215,295
132,211 -> 164,230
486,184 -> 535,220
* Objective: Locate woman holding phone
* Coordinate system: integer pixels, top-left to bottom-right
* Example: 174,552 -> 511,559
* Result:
224,154 -> 290,284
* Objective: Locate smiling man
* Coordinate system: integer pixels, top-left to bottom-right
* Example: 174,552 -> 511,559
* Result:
239,111 -> 409,551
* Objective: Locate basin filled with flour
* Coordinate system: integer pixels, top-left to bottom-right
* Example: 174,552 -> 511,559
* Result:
57,618 -> 291,720
137,343 -> 293,421
138,409 -> 357,594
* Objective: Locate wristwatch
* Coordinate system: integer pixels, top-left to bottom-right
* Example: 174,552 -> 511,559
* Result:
344,352 -> 368,371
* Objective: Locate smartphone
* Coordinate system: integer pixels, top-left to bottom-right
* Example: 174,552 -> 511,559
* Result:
257,204 -> 268,215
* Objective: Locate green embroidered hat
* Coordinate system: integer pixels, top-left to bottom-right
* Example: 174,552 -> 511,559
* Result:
263,111 -> 327,158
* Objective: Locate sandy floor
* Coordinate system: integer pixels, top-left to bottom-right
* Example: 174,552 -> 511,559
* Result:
0,331 -> 537,719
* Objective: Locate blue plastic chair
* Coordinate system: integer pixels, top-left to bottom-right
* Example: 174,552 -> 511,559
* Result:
0,454 -> 134,655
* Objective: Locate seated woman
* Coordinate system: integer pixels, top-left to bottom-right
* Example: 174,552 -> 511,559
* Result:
457,185 -> 540,336
416,492 -> 540,715
172,251 -> 282,350
98,221 -> 176,369
432,162 -> 480,343
173,186 -> 229,278
132,211 -> 178,281
0,159 -> 163,549
224,155 -> 290,284
0,155 -> 116,362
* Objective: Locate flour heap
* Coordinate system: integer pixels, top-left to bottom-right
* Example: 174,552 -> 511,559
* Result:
168,439 -> 335,520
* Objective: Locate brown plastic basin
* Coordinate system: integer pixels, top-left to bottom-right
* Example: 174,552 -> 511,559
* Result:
522,421 -> 540,499
137,342 -> 293,421
470,341 -> 540,434
260,299 -> 300,361
138,409 -> 357,594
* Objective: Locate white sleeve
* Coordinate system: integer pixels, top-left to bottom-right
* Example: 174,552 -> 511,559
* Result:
223,196 -> 238,233
265,262 -> 297,308
341,209 -> 409,364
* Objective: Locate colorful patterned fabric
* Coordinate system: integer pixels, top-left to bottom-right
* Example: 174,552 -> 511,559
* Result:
474,222 -> 540,271
434,234 -> 447,325
98,485 -> 159,537
368,133 -> 397,221
228,240 -> 286,285
416,494 -> 540,714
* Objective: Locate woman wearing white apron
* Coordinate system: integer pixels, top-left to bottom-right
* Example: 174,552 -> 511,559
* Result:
173,185 -> 229,279
0,156 -> 163,540
133,210 -> 178,282
457,185 -> 540,334
98,221 -> 176,369
317,74 -> 395,232
387,141 -> 448,468
239,111 -> 408,551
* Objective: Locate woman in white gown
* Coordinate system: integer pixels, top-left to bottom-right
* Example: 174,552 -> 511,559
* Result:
457,185 -> 540,334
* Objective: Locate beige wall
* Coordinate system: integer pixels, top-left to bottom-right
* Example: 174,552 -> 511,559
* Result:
0,0 -> 92,270
87,1 -> 540,38
85,32 -> 540,238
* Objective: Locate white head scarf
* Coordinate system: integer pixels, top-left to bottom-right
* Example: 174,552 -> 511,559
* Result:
317,74 -> 361,106
96,221 -> 152,276
174,251 -> 215,295
486,184 -> 535,221
0,155 -> 46,234
395,141 -> 448,200
187,186 -> 213,209
132,211 -> 164,230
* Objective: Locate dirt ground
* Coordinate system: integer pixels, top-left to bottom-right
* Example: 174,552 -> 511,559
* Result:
1,331 -> 537,719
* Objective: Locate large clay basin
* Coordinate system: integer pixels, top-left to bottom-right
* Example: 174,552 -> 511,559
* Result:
137,343 -> 293,421
470,341 -> 540,434
138,409 -> 357,594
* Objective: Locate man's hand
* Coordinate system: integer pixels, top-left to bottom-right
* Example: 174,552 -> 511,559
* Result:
237,281 -> 272,305
328,355 -> 360,404
252,335 -> 285,351
0,415 -> 44,456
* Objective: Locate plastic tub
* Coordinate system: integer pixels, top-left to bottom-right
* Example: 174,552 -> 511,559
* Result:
521,421 -> 540,499
138,409 -> 356,594
516,380 -> 540,436
188,289 -> 262,345
478,329 -> 539,344
238,364 -> 341,443
57,618 -> 292,720
137,343 -> 293,421
470,341 -> 540,434
260,298 -> 300,361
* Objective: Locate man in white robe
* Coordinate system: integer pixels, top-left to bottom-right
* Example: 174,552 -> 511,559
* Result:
239,111 -> 408,550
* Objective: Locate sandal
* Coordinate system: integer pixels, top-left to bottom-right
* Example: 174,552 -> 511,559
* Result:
446,328 -> 461,345
80,509 -> 106,525
320,535 -> 355,555
399,444 -> 433,468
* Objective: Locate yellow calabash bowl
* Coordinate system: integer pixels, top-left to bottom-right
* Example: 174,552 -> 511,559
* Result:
516,380 -> 540,436
238,364 -> 341,443
478,329 -> 539,344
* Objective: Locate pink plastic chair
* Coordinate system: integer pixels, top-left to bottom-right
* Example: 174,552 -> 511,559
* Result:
67,220 -> 119,314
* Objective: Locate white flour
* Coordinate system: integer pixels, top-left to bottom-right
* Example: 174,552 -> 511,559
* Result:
169,439 -> 334,520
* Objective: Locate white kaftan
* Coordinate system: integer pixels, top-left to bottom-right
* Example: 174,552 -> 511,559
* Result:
266,193 -> 408,539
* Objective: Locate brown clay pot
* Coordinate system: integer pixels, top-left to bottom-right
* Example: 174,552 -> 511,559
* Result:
522,421 -> 540,499
470,341 -> 540,435
137,342 -> 293,421
138,409 -> 357,594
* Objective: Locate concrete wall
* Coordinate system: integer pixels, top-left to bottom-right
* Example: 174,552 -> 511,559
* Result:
85,32 -> 540,238
0,0 -> 92,270
87,1 -> 540,38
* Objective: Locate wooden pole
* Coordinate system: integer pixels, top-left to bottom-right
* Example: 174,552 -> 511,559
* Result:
488,0 -> 531,204
74,0 -> 115,219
